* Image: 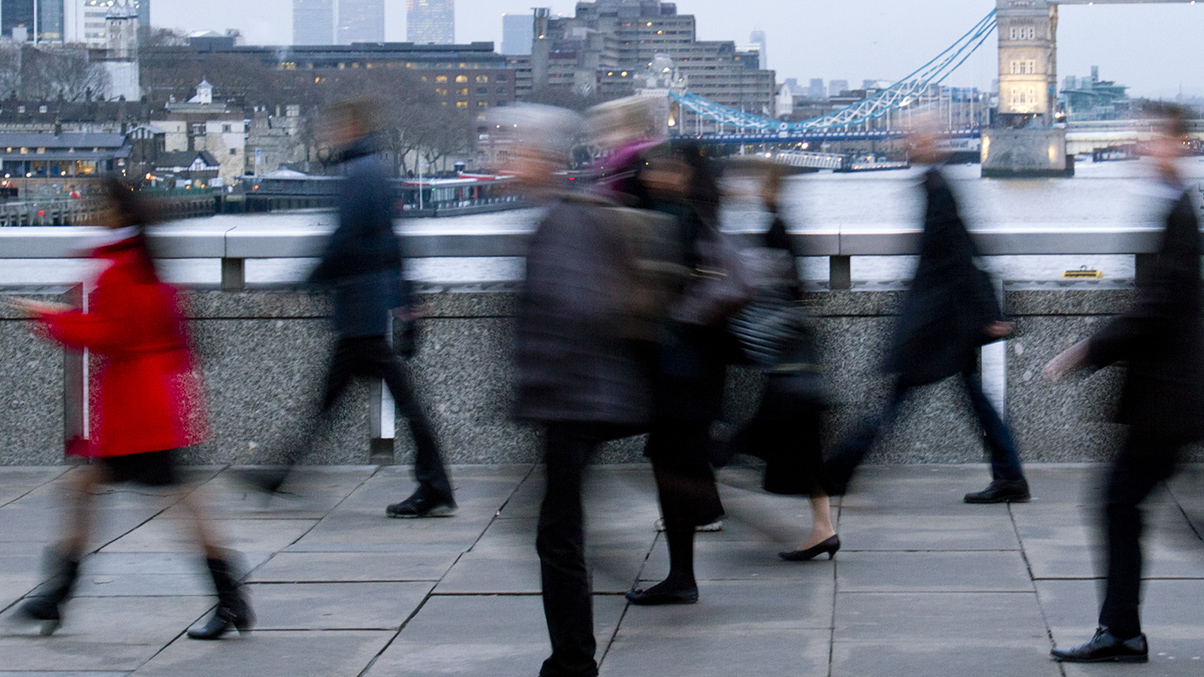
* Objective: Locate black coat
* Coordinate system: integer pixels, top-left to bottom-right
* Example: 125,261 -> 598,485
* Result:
310,137 -> 408,338
1088,186 -> 1204,440
884,167 -> 1003,386
513,196 -> 654,426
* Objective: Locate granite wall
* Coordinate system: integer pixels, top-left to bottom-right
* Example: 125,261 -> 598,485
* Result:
2,282 -> 1194,466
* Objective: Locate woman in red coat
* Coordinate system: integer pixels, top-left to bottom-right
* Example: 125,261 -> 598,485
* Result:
9,179 -> 253,640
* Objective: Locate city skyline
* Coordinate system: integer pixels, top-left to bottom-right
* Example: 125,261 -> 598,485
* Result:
147,0 -> 1203,98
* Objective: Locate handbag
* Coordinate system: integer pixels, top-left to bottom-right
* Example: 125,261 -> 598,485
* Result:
671,222 -> 759,328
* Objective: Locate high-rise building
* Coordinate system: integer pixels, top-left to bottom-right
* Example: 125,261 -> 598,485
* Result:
293,0 -> 333,44
808,78 -> 825,100
828,80 -> 849,98
338,0 -> 383,44
529,0 -> 775,111
65,1 -> 146,44
501,12 -> 532,55
749,27 -> 767,70
2,0 -> 65,42
407,0 -> 453,45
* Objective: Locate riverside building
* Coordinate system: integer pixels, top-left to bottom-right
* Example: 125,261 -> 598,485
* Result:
528,0 -> 774,112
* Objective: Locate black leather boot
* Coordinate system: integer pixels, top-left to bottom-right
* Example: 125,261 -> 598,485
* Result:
19,549 -> 80,636
187,556 -> 254,640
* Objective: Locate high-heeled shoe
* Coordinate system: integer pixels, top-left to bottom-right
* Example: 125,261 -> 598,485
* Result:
779,535 -> 840,562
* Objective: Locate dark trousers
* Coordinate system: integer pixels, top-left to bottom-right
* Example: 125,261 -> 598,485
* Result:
646,420 -> 724,529
288,336 -> 451,499
1098,428 -> 1182,639
537,423 -> 630,677
827,369 -> 1024,492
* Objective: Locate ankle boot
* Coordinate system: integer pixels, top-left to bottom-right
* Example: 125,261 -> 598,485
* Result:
19,549 -> 80,635
187,555 -> 254,640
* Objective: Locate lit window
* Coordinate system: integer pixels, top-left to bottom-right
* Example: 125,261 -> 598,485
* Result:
436,88 -> 448,95
456,75 -> 469,83
436,75 -> 448,83
476,75 -> 489,83
478,101 -> 488,107
458,88 -> 469,95
456,101 -> 468,108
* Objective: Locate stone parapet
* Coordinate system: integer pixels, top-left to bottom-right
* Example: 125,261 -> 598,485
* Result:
0,283 -> 1195,466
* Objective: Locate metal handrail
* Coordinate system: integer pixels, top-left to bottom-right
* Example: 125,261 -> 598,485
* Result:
0,223 -> 1169,290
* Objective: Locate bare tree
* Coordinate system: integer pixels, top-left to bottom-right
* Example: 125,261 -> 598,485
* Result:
0,46 -> 112,102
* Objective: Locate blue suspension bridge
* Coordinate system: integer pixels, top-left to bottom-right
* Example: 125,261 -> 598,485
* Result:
669,10 -> 999,145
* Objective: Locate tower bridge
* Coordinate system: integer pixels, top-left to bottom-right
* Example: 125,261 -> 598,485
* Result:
668,0 -> 1199,177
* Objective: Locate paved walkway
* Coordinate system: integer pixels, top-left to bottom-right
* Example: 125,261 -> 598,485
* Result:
0,463 -> 1201,676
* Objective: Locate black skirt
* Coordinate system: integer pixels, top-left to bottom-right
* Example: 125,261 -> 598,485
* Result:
99,449 -> 178,487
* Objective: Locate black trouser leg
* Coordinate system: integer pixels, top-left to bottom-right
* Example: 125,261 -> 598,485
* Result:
537,423 -> 601,677
825,381 -> 908,494
961,370 -> 1025,482
360,337 -> 452,500
1098,429 -> 1178,639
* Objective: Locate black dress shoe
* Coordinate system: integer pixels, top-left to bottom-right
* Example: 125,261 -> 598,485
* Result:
1051,627 -> 1148,663
386,490 -> 457,518
779,535 -> 841,562
625,581 -> 699,606
964,479 -> 1031,504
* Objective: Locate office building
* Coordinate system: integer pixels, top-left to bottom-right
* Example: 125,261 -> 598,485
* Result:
144,41 -> 515,113
65,1 -> 145,44
530,0 -> 775,110
501,12 -> 532,55
749,27 -> 767,70
407,0 -> 453,45
828,79 -> 848,98
3,0 -> 64,42
338,0 -> 383,44
293,0 -> 334,45
808,78 -> 825,100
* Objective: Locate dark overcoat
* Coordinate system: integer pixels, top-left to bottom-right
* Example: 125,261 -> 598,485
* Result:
1088,186 -> 1204,440
310,137 -> 408,338
513,196 -> 655,426
884,167 -> 1003,386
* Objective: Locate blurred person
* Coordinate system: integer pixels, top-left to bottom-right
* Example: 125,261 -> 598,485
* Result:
822,125 -> 1028,503
507,104 -> 657,677
625,144 -> 729,606
1045,106 -> 1201,664
587,96 -> 664,202
8,178 -> 253,640
726,165 -> 839,562
244,99 -> 456,519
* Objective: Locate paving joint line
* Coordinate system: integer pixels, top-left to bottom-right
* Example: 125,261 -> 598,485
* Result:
356,462 -> 537,677
1008,501 -> 1067,677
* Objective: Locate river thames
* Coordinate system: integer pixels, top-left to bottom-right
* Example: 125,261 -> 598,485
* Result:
2,159 -> 1202,287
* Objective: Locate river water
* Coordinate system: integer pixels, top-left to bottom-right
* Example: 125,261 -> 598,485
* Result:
3,160 -> 1203,287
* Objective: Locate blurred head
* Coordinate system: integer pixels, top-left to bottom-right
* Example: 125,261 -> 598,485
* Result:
907,111 -> 949,166
491,104 -> 584,192
1147,103 -> 1191,179
587,96 -> 662,153
759,163 -> 786,210
100,177 -> 156,231
324,98 -> 383,150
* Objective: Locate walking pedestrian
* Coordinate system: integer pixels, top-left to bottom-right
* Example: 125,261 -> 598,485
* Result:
822,127 -> 1028,503
9,178 -> 253,640
625,144 -> 729,606
243,99 -> 456,519
507,104 -> 659,677
1046,105 -> 1202,664
725,165 -> 839,562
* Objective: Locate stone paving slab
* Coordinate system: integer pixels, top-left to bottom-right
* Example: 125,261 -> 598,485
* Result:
130,630 -> 395,677
0,463 -> 1198,676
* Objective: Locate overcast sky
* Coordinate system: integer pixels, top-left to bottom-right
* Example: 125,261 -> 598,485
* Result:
152,0 -> 1204,98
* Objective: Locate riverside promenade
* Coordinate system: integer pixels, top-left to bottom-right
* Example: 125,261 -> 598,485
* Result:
0,462 -> 1201,677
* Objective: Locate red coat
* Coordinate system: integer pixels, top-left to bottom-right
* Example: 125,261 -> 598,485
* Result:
37,238 -> 207,458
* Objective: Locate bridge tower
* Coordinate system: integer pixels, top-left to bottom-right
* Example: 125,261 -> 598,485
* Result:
996,0 -> 1058,126
982,0 -> 1072,178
